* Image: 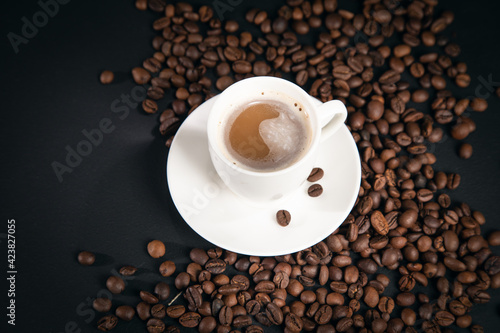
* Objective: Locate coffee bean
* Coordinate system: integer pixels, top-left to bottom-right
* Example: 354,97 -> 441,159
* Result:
137,302 -> 151,321
159,260 -> 176,277
285,312 -> 304,331
97,315 -> 117,331
116,305 -> 135,321
190,248 -> 209,266
147,318 -> 165,333
119,265 -> 137,276
106,276 -> 125,294
150,304 -> 166,319
370,210 -> 389,235
458,143 -> 473,159
78,251 -> 95,266
140,291 -> 159,304
216,76 -> 234,91
100,70 -> 114,84
308,184 -> 323,197
166,305 -> 185,319
265,302 -> 283,325
205,258 -> 226,274
147,240 -> 165,258
93,298 -> 112,312
143,99 -> 158,114
488,230 -> 500,246
435,310 -> 455,326
276,209 -> 291,227
135,0 -> 147,11
132,67 -> 151,84
379,69 -> 400,85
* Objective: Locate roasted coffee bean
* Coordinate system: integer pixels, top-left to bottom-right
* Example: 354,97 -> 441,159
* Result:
146,318 -> 165,333
140,291 -> 159,304
205,258 -> 226,274
78,251 -> 95,266
93,298 -> 112,312
132,67 -> 151,84
190,248 -> 209,265
370,211 -> 389,235
100,70 -> 114,84
150,304 -> 166,319
435,310 -> 455,326
458,143 -> 473,159
488,231 -> 500,246
137,302 -> 151,321
276,209 -> 291,226
119,265 -> 137,276
159,260 -> 176,277
218,306 -> 233,326
167,305 -> 185,319
154,282 -> 170,301
265,302 -> 283,325
143,57 -> 162,73
285,312 -> 304,331
147,240 -> 165,258
143,99 -> 158,114
106,276 -> 125,294
308,184 -> 323,197
116,305 -> 135,321
97,315 -> 117,331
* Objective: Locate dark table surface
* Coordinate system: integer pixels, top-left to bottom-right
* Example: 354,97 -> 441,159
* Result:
1,0 -> 500,332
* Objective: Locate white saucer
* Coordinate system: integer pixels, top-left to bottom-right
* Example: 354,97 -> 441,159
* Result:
167,96 -> 361,256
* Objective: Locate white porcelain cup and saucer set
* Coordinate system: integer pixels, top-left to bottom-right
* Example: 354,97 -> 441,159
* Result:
167,76 -> 361,256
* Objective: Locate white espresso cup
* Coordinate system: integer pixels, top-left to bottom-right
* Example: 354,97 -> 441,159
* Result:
207,76 -> 347,204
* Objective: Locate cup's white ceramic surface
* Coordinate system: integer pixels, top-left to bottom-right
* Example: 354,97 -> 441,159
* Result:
207,76 -> 347,204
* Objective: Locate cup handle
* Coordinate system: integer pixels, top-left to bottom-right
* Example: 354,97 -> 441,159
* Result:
316,99 -> 348,143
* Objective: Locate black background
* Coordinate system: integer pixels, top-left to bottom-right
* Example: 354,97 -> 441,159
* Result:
1,0 -> 500,332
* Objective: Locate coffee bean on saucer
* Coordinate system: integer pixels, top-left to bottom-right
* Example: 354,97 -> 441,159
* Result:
276,210 -> 291,227
100,70 -> 114,84
78,251 -> 95,266
307,167 -> 324,182
308,184 -> 323,197
147,240 -> 165,258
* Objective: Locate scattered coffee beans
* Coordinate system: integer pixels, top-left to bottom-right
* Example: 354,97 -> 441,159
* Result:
90,1 -> 498,332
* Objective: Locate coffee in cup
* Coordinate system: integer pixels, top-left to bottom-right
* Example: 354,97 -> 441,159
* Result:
221,98 -> 313,172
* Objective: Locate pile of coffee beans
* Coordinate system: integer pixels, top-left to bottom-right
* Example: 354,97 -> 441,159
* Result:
88,0 -> 500,331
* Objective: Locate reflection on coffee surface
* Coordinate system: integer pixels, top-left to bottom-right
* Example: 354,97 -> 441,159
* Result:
223,100 -> 312,171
